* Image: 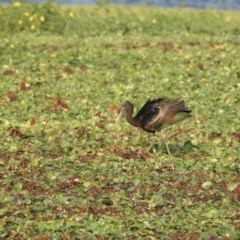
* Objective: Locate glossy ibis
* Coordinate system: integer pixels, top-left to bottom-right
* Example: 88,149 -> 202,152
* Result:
115,98 -> 191,155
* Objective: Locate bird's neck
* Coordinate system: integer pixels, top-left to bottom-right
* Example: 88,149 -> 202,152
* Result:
126,115 -> 141,128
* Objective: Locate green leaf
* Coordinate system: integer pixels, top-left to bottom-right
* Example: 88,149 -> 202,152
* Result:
227,182 -> 238,192
201,181 -> 213,189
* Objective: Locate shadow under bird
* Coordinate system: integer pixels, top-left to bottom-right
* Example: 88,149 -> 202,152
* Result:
115,98 -> 191,155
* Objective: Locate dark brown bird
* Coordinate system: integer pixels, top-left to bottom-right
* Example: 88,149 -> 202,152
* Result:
115,98 -> 191,154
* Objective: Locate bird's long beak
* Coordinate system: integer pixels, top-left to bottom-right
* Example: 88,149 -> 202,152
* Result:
115,106 -> 126,124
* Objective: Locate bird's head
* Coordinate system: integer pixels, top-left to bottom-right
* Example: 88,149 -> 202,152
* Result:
115,101 -> 133,124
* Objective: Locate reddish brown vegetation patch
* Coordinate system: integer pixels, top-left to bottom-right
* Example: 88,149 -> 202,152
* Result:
204,43 -> 227,54
94,111 -> 104,118
58,177 -> 81,190
75,126 -> 89,135
123,42 -> 137,50
64,66 -> 75,74
60,233 -> 76,240
208,132 -> 240,145
78,155 -> 95,163
5,91 -> 17,102
29,117 -> 36,126
103,101 -> 120,116
18,81 -> 31,91
90,205 -> 120,215
55,72 -> 62,79
78,204 -> 121,217
153,170 -> 240,204
168,127 -> 193,141
96,123 -> 104,129
108,146 -> 149,160
85,185 -> 103,199
0,152 -> 26,162
169,231 -> 200,240
95,235 -> 110,240
183,60 -> 204,70
23,182 -> 46,195
169,231 -> 229,240
49,45 -> 59,52
103,41 -> 174,52
208,132 -> 222,141
103,43 -> 114,49
197,63 -> 204,70
121,41 -> 174,52
230,133 -> 240,143
175,180 -> 222,202
187,41 -> 200,46
160,42 -> 174,52
52,97 -> 69,111
33,45 -> 59,52
7,126 -> 24,138
2,69 -> 14,76
49,205 -> 75,218
109,105 -> 119,115
100,80 -> 109,86
94,111 -> 107,130
34,236 -> 52,240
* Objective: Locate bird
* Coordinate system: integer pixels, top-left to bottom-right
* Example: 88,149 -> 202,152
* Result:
115,98 -> 191,155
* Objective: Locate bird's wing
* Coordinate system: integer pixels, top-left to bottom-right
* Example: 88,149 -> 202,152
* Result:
141,105 -> 166,132
136,98 -> 165,132
140,99 -> 191,132
135,98 -> 164,118
154,100 -> 191,129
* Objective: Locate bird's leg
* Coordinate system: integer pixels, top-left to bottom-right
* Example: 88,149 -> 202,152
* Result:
161,133 -> 175,170
161,133 -> 171,155
147,133 -> 156,151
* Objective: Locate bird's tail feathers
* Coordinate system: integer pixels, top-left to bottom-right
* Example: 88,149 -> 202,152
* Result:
162,111 -> 191,128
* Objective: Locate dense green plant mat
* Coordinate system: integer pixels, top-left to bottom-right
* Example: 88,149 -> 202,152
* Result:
0,2 -> 240,239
